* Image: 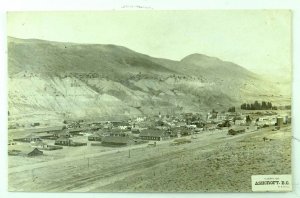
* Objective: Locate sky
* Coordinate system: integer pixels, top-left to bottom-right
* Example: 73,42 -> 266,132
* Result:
7,10 -> 291,81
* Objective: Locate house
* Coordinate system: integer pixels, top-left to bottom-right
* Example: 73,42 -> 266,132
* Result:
54,137 -> 87,146
101,136 -> 130,146
88,132 -> 102,141
135,117 -> 146,122
109,128 -> 126,137
235,119 -> 246,125
131,127 -> 140,134
139,129 -> 170,141
55,136 -> 73,146
111,121 -> 128,128
31,141 -> 48,149
176,121 -> 186,128
53,130 -> 71,138
168,129 -> 180,138
228,126 -> 246,135
31,141 -> 63,150
13,134 -> 42,143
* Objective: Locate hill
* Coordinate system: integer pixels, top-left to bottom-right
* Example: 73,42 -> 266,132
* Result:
7,37 -> 288,123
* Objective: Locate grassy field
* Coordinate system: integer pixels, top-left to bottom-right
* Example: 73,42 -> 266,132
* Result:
8,125 -> 291,192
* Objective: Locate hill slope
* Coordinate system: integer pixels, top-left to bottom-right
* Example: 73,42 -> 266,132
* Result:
8,37 -> 286,121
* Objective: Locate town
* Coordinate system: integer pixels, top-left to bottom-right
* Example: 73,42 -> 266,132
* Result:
8,107 -> 291,158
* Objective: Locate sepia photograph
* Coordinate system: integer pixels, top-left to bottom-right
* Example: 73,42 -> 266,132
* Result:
6,10 -> 293,193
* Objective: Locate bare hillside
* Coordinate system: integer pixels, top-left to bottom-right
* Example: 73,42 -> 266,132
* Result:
8,37 -> 288,120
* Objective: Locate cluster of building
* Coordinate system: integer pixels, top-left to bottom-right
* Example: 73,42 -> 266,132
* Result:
8,110 -> 291,157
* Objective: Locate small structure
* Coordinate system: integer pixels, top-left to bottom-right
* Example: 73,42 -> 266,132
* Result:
228,126 -> 246,135
131,127 -> 140,134
55,136 -> 73,146
88,132 -> 102,141
139,129 -> 170,141
276,117 -> 284,127
53,130 -> 71,138
28,148 -> 43,157
101,136 -> 130,146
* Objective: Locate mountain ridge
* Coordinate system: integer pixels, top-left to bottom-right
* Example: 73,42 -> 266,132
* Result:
7,37 -> 285,121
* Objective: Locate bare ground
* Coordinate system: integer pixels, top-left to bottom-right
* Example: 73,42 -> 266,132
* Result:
8,125 -> 291,192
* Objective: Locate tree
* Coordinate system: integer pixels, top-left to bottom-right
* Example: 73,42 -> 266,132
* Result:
228,106 -> 236,112
253,101 -> 262,110
246,115 -> 252,124
267,102 -> 272,109
246,104 -> 251,110
262,101 -> 267,110
241,103 -> 246,110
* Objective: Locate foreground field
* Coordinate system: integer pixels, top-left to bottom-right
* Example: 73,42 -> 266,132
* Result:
8,125 -> 291,192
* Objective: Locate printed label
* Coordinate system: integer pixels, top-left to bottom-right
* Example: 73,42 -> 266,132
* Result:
251,175 -> 292,192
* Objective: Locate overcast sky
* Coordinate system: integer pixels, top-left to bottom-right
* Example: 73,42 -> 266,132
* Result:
7,10 -> 291,81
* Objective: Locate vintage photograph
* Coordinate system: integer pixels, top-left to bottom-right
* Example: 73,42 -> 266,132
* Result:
7,10 -> 292,192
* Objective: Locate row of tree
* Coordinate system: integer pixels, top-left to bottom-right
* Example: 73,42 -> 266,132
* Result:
241,101 -> 274,110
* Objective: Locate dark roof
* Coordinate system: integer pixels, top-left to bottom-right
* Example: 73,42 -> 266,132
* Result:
25,134 -> 41,139
67,128 -> 84,133
110,128 -> 123,132
55,136 -> 71,142
11,126 -> 64,134
102,136 -> 129,144
139,129 -> 165,137
229,126 -> 246,131
108,128 -> 126,135
28,148 -> 43,156
53,130 -> 70,135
